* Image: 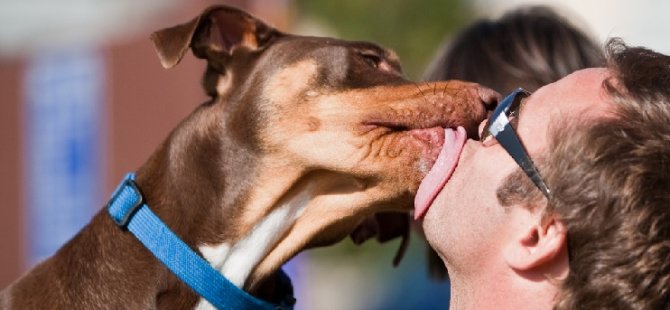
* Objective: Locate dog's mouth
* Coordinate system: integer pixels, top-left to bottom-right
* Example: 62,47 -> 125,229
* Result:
362,119 -> 470,219
412,126 -> 467,219
345,120 -> 469,265
363,118 -> 462,155
354,85 -> 499,222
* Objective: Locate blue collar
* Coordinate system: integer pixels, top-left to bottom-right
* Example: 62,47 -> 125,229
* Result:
107,173 -> 295,309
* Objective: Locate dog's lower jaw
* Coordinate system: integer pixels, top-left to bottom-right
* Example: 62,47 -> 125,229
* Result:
244,182 -> 413,292
193,167 -> 411,307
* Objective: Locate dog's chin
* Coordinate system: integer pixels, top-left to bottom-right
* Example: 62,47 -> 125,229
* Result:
246,128 -> 449,292
306,128 -> 446,249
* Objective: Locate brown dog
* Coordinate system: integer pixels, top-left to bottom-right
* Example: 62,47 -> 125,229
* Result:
1,5 -> 497,309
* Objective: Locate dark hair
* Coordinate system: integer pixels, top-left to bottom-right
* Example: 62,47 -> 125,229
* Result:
423,5 -> 604,280
544,39 -> 670,309
499,39 -> 670,308
423,6 -> 604,94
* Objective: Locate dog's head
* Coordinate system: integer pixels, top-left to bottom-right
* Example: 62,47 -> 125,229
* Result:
149,5 -> 497,290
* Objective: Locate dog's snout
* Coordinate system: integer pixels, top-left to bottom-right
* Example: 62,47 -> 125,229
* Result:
478,87 -> 501,111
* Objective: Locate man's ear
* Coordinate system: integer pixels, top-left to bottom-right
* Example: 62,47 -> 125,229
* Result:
150,5 -> 278,69
504,213 -> 568,272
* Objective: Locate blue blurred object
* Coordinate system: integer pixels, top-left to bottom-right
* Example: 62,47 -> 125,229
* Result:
372,267 -> 451,309
23,49 -> 104,266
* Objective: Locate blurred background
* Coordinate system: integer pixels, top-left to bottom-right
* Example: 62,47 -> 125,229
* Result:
1,0 -> 668,309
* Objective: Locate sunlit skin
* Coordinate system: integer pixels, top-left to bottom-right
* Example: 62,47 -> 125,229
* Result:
421,68 -> 613,309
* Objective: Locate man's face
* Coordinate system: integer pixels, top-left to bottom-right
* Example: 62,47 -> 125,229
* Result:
421,68 -> 612,278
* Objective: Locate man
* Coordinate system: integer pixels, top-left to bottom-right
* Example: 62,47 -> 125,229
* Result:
419,39 -> 670,309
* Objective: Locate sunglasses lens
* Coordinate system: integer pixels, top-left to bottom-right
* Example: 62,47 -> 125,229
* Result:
507,90 -> 528,120
480,89 -> 529,141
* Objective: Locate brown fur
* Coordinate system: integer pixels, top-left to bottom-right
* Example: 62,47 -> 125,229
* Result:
1,5 -> 498,309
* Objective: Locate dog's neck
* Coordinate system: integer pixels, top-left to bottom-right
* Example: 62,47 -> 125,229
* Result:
196,177 -> 308,286
6,103 -> 314,307
133,104 -> 306,303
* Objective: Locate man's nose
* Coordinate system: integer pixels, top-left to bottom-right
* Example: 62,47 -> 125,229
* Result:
478,118 -> 488,139
478,117 -> 497,146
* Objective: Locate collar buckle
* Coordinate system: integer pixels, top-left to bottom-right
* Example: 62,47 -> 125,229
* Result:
107,173 -> 144,228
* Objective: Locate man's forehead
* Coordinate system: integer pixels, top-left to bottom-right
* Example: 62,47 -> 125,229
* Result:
560,68 -> 610,97
563,68 -> 612,115
530,68 -> 611,116
519,68 -> 612,153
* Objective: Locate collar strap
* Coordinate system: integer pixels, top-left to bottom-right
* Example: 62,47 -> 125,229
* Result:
107,173 -> 295,310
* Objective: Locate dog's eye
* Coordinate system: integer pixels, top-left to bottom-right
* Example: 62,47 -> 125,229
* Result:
360,52 -> 382,69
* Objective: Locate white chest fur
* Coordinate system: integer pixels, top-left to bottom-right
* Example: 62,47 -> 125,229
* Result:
194,189 -> 310,309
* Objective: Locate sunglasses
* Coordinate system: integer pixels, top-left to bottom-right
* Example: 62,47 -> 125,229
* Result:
481,88 -> 551,198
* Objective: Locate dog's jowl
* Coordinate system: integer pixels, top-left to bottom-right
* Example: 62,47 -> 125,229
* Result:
1,5 -> 498,309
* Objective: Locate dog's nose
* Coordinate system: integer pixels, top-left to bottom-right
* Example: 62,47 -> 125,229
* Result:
478,86 -> 501,111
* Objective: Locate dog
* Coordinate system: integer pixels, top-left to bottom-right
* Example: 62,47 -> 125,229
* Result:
1,5 -> 498,309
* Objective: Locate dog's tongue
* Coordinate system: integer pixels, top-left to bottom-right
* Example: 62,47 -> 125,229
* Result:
414,126 -> 466,220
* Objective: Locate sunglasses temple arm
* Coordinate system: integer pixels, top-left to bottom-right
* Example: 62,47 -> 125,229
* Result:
495,127 -> 551,198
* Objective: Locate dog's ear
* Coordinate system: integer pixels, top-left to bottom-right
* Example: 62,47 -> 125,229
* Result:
150,5 -> 277,69
350,212 -> 410,267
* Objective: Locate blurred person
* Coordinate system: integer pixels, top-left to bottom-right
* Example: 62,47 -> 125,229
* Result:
421,5 -> 604,279
424,6 -> 604,94
418,39 -> 670,309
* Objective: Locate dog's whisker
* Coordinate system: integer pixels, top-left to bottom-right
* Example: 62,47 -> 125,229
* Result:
442,81 -> 449,97
414,83 -> 431,106
413,83 -> 425,97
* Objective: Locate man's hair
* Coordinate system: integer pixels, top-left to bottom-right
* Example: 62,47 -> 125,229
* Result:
423,5 -> 604,94
503,39 -> 670,308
